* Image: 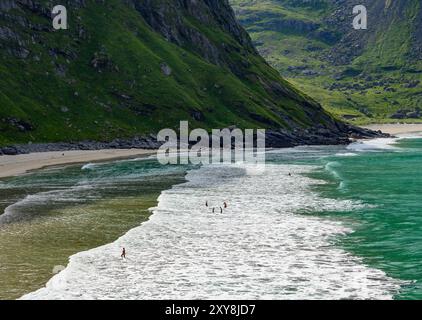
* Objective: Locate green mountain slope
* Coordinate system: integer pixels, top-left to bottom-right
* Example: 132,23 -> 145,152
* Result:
231,0 -> 422,124
0,0 -> 344,146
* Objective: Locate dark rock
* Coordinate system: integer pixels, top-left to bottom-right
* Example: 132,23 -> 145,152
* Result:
113,92 -> 132,100
390,110 -> 406,119
160,63 -> 172,76
359,108 -> 372,117
2,117 -> 34,132
191,111 -> 204,121
1,146 -> 18,155
0,0 -> 17,11
384,87 -> 396,92
302,69 -> 319,76
90,52 -> 115,72
342,114 -> 359,120
12,47 -> 30,59
403,80 -> 420,88
305,45 -> 323,52
265,123 -> 388,149
407,111 -> 421,119
0,123 -> 390,157
287,65 -> 307,72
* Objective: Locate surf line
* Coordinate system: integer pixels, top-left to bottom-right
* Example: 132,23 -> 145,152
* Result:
165,304 -> 200,318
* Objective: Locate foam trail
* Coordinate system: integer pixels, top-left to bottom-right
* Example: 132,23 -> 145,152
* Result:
325,161 -> 342,180
22,163 -> 401,300
0,184 -> 94,224
81,163 -> 96,170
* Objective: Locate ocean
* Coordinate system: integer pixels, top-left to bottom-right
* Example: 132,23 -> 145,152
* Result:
1,135 -> 422,299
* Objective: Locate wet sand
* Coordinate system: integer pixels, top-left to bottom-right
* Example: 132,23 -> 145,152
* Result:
0,149 -> 156,178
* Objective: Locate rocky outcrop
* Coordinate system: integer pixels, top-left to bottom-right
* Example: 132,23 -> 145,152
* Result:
0,0 -> 18,11
0,135 -> 160,155
0,124 -> 389,156
1,117 -> 34,132
390,108 -> 422,119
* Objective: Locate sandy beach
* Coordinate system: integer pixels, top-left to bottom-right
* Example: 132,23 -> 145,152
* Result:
363,123 -> 422,135
0,149 -> 156,179
2,123 -> 422,179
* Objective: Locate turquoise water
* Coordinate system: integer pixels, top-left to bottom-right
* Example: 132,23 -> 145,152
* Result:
2,137 -> 422,299
310,137 -> 422,299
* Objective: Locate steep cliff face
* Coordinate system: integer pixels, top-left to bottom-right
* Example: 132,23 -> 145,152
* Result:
133,0 -> 256,62
232,0 -> 422,123
131,0 -> 257,80
0,0 -> 348,147
324,0 -> 422,65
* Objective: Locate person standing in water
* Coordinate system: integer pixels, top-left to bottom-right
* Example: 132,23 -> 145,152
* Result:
206,201 -> 208,207
220,207 -> 223,214
224,202 -> 227,209
121,247 -> 126,259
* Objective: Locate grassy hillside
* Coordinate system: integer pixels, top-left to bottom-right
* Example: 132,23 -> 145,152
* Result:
232,0 -> 422,125
0,0 -> 337,146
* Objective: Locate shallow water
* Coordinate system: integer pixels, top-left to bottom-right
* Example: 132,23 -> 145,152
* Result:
0,158 -> 186,299
3,137 -> 422,300
22,161 -> 401,299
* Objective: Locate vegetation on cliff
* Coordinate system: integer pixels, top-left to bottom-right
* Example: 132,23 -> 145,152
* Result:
0,0 -> 342,146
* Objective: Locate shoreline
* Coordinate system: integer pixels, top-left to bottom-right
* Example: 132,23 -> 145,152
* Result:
0,149 -> 156,179
2,123 -> 421,180
363,123 -> 422,135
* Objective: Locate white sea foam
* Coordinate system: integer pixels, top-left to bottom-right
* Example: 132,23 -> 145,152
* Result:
347,138 -> 399,152
81,163 -> 96,170
335,152 -> 358,157
22,163 -> 401,300
396,133 -> 422,139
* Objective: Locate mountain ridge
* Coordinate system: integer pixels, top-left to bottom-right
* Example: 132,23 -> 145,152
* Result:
231,0 -> 422,124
